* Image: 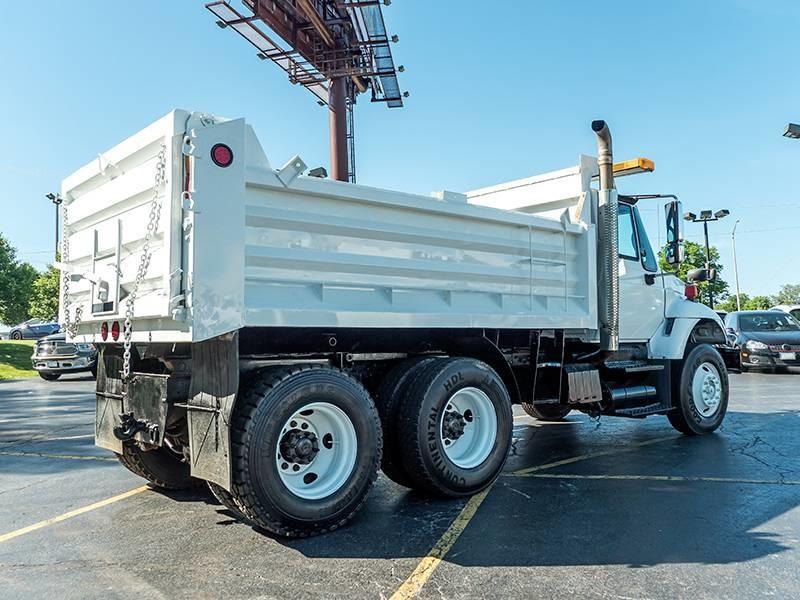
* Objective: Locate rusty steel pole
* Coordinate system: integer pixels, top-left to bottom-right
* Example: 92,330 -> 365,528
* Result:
329,77 -> 349,182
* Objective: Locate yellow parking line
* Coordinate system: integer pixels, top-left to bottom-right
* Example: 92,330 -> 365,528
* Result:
511,472 -> 800,486
511,435 -> 677,475
0,486 -> 149,544
390,485 -> 492,600
0,450 -> 116,462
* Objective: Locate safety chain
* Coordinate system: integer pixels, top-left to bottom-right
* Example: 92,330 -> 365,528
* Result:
122,143 -> 168,381
60,203 -> 82,338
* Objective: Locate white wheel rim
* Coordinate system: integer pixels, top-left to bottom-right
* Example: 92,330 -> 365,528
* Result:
439,387 -> 497,469
692,362 -> 722,418
276,402 -> 357,500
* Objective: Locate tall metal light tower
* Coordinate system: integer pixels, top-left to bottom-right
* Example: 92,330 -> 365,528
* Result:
206,0 -> 406,183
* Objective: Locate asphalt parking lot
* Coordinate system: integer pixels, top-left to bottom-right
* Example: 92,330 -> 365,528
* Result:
1,371 -> 798,599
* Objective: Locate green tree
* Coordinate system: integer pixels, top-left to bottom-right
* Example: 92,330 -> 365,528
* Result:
28,265 -> 61,320
659,240 -> 729,308
0,234 -> 37,324
716,293 -> 749,313
774,283 -> 800,305
743,295 -> 774,310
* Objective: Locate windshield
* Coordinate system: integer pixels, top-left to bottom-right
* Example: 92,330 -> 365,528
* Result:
739,312 -> 800,332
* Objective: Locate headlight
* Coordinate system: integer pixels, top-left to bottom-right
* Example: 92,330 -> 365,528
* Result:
745,340 -> 768,351
76,343 -> 94,352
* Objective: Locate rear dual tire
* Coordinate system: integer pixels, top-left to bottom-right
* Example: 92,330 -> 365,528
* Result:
117,443 -> 199,490
229,365 -> 382,537
392,358 -> 513,497
375,357 -> 439,488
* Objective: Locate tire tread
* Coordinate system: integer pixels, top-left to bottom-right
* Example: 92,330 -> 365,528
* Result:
230,364 -> 382,537
117,443 -> 197,490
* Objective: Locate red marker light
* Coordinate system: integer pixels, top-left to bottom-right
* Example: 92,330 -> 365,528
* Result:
111,321 -> 120,341
100,322 -> 108,341
211,143 -> 233,168
685,284 -> 698,301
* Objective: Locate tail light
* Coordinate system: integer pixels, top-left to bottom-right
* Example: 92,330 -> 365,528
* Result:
100,322 -> 108,341
210,143 -> 233,168
685,284 -> 698,301
111,321 -> 120,341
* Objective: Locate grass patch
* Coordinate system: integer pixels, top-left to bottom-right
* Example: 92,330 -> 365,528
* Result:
0,340 -> 36,380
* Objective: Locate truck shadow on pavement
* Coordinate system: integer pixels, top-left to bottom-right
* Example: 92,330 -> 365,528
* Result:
197,409 -> 800,569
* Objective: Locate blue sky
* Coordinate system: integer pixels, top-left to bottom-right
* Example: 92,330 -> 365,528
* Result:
1,0 -> 798,297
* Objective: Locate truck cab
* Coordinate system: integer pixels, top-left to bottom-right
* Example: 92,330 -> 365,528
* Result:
467,155 -> 725,356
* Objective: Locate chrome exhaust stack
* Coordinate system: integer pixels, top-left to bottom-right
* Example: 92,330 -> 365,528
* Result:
592,120 -> 619,352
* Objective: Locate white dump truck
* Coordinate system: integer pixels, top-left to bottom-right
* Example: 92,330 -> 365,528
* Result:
58,111 -> 730,536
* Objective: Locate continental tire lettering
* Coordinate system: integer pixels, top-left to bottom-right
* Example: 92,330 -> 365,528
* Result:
443,372 -> 464,393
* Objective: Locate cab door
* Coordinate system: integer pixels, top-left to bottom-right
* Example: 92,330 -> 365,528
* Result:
617,202 -> 665,341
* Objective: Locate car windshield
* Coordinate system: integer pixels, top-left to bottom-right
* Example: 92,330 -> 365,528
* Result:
739,313 -> 800,332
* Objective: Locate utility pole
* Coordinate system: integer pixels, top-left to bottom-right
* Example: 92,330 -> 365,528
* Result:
702,220 -> 712,307
731,220 -> 742,311
46,193 -> 62,261
683,209 -> 730,310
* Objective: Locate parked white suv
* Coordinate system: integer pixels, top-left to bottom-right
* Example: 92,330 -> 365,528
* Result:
771,305 -> 800,322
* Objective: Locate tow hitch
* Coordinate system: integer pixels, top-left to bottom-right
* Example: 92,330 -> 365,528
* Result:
113,412 -> 160,444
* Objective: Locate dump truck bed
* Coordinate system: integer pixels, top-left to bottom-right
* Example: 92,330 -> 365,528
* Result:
60,110 -> 598,344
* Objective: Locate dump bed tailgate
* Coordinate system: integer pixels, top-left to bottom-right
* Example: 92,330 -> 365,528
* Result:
60,110 -> 190,342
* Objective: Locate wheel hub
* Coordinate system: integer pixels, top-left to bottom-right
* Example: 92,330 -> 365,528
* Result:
702,377 -> 719,408
442,410 -> 467,442
280,430 -> 320,465
275,402 -> 358,501
691,361 -> 722,418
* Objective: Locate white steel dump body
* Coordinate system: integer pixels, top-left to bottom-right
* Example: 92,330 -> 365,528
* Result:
60,110 -> 598,343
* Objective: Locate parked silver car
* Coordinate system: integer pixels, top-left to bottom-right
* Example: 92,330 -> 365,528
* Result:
9,318 -> 60,340
30,332 -> 97,381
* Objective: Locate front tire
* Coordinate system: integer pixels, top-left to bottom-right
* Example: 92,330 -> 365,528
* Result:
11,331 -> 22,340
668,344 -> 728,435
117,443 -> 198,490
521,401 -> 571,421
230,365 -> 382,537
396,358 -> 512,497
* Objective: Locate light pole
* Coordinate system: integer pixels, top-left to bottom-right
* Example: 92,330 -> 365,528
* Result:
683,209 -> 730,309
731,219 -> 742,311
784,123 -> 800,139
45,193 -> 62,261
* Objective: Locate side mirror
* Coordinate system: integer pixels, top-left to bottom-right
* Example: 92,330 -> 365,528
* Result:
664,200 -> 684,266
687,267 -> 716,282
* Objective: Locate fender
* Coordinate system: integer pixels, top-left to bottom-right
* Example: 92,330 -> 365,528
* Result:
649,294 -> 726,359
440,334 -> 521,405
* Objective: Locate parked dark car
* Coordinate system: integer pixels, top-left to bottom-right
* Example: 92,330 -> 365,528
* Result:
724,311 -> 800,372
9,318 -> 60,340
30,332 -> 97,381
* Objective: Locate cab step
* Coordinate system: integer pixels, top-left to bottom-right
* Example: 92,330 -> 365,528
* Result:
614,403 -> 672,418
605,360 -> 665,373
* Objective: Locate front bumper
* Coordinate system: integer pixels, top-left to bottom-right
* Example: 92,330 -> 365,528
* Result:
741,350 -> 800,369
716,346 -> 741,372
31,353 -> 97,373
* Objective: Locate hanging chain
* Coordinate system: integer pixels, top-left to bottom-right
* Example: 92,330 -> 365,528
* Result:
122,143 -> 168,381
60,204 -> 82,337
